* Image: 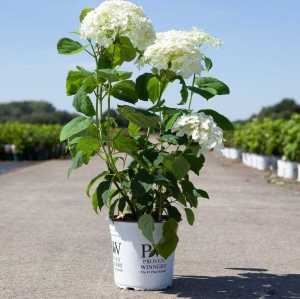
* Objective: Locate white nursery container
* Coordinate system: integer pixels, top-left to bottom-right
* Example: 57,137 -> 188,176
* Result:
277,160 -> 298,179
242,153 -> 250,166
248,153 -> 257,168
255,155 -> 270,171
229,148 -> 241,160
109,221 -> 175,290
277,160 -> 285,177
283,161 -> 298,180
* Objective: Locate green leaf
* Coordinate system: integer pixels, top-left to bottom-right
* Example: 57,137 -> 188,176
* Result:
98,181 -> 112,206
160,134 -> 178,145
178,78 -> 189,105
204,57 -> 213,71
86,171 -> 108,197
165,113 -> 181,132
80,8 -> 93,22
118,105 -> 160,129
66,69 -> 96,96
185,208 -> 195,225
198,109 -> 234,131
97,69 -> 132,82
181,179 -> 198,208
136,73 -> 154,101
109,199 -> 119,219
113,131 -> 138,155
128,122 -> 141,138
147,76 -> 160,103
188,86 -> 217,100
167,206 -> 182,222
68,151 -> 85,177
156,219 -> 178,259
119,36 -> 136,62
138,214 -> 155,244
57,38 -> 86,55
60,116 -> 93,142
183,153 -> 205,175
92,181 -> 111,213
196,77 -> 230,96
163,155 -> 190,180
76,136 -> 99,157
73,88 -> 95,117
194,189 -> 209,199
111,80 -> 138,104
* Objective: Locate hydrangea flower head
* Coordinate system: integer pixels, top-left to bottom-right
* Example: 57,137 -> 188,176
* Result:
80,0 -> 156,51
172,112 -> 224,153
144,28 -> 221,78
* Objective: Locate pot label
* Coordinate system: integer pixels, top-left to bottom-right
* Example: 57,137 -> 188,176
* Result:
111,241 -> 168,275
112,241 -> 123,272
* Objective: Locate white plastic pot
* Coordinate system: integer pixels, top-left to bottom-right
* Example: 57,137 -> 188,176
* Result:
255,155 -> 270,171
247,153 -> 256,168
277,160 -> 285,177
229,148 -> 241,160
277,160 -> 298,179
283,161 -> 297,180
242,153 -> 250,166
109,221 -> 175,290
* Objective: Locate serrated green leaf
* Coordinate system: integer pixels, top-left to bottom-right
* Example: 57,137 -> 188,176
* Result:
196,77 -> 230,96
111,80 -> 138,104
204,57 -> 213,71
86,171 -> 109,197
136,73 -> 154,101
113,130 -> 138,155
163,155 -> 190,180
73,88 -> 95,117
185,208 -> 195,225
80,8 -> 93,23
128,122 -> 141,138
156,219 -> 178,259
60,116 -> 92,142
118,105 -> 160,129
199,109 -> 233,131
138,214 -> 155,244
147,76 -> 160,103
57,38 -> 86,55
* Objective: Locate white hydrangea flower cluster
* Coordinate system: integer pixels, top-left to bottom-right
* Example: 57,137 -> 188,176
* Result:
80,0 -> 156,51
172,112 -> 224,153
143,28 -> 221,78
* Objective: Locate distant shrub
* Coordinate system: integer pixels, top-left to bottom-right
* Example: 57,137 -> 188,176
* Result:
230,117 -> 300,160
0,123 -> 65,160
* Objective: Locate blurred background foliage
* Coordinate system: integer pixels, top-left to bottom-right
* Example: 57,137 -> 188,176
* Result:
1,98 -> 300,161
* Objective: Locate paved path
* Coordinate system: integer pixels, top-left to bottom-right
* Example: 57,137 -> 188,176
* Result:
1,155 -> 300,299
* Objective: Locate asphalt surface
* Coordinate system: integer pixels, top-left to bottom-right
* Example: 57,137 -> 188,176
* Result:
1,155 -> 300,299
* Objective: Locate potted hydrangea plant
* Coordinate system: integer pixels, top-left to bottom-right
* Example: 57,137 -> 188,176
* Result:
57,0 -> 232,291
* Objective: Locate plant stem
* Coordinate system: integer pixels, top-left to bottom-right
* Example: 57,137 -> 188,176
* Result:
188,74 -> 196,110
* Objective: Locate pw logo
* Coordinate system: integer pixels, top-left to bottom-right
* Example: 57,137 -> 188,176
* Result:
112,241 -> 121,255
142,244 -> 159,258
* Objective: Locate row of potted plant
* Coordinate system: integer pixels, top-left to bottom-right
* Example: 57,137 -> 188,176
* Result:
222,116 -> 300,181
0,123 -> 65,160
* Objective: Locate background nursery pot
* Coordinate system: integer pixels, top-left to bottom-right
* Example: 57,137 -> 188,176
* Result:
255,155 -> 270,171
109,221 -> 174,290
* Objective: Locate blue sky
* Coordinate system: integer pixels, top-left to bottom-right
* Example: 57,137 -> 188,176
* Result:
0,0 -> 299,120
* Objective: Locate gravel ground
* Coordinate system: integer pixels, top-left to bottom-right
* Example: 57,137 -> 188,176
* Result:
0,154 -> 299,299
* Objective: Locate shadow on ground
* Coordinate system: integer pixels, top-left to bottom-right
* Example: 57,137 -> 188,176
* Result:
161,269 -> 300,299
